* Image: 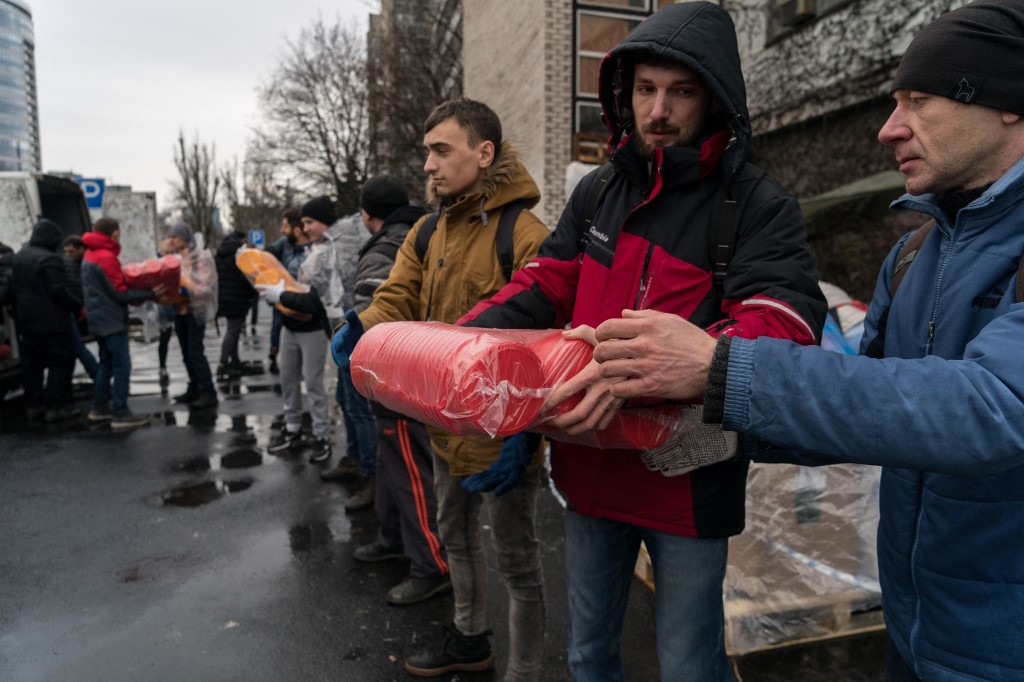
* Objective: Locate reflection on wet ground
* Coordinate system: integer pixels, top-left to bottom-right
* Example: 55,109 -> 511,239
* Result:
150,478 -> 254,507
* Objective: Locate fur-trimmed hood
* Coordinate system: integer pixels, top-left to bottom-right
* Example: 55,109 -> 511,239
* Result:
426,141 -> 541,220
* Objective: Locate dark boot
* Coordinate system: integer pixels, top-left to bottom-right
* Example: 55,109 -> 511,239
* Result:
403,624 -> 493,677
344,475 -> 375,512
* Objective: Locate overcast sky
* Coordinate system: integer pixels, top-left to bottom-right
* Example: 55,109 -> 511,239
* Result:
33,0 -> 371,210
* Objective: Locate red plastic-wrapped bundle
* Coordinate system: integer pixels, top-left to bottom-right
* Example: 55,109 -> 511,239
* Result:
351,322 -> 549,437
350,322 -> 685,448
520,330 -> 677,449
123,255 -> 181,298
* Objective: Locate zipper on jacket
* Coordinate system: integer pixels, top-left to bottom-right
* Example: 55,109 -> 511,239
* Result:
907,478 -> 926,678
633,243 -> 655,309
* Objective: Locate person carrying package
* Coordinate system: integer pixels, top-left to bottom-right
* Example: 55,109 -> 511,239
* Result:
331,98 -> 550,680
265,208 -> 310,374
163,222 -> 218,410
455,3 -> 826,679
82,218 -> 165,429
257,196 -> 345,464
584,2 -> 1024,681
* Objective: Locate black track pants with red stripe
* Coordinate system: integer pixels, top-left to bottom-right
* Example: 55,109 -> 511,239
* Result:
375,417 -> 449,578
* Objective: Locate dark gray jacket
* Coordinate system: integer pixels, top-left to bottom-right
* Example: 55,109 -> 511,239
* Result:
81,259 -> 153,338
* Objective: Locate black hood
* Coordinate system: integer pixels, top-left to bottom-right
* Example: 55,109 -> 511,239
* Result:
28,219 -> 65,251
382,204 -> 428,230
598,1 -> 750,181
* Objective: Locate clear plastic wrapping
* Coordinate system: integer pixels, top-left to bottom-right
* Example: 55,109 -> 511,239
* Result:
235,247 -> 311,320
723,462 -> 883,654
349,321 -> 688,446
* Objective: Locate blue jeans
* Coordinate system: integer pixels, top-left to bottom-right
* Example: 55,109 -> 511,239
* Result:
174,314 -> 213,394
337,365 -> 376,475
93,331 -> 131,415
564,510 -> 733,682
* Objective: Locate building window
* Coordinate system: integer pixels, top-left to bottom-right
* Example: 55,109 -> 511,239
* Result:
767,0 -> 857,44
577,10 -> 642,97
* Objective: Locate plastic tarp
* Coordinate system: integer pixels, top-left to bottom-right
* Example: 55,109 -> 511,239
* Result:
722,282 -> 881,654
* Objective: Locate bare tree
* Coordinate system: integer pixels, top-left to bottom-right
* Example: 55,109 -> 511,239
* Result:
172,131 -> 221,247
367,0 -> 463,202
251,17 -> 370,215
220,156 -> 299,241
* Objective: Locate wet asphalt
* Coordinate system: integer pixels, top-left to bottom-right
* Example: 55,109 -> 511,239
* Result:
0,311 -> 885,681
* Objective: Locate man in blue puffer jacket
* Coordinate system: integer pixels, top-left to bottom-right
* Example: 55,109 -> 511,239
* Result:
587,2 -> 1024,680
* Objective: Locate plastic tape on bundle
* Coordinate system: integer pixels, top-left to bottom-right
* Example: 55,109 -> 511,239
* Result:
350,322 -> 548,438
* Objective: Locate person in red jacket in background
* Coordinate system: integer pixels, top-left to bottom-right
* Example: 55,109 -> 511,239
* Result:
82,218 -> 165,429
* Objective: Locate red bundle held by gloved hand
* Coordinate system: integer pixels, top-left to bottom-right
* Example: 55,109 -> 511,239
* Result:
123,255 -> 181,298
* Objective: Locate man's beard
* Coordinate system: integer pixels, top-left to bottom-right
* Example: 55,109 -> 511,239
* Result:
634,122 -> 682,157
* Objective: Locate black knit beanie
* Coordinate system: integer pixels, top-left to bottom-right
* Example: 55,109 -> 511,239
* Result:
300,196 -> 337,226
360,176 -> 409,220
892,0 -> 1024,116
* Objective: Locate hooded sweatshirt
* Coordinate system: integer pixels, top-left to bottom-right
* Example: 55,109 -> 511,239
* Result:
12,219 -> 81,335
460,2 -> 825,536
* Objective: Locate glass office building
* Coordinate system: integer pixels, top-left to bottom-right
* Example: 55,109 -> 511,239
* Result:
0,0 -> 37,171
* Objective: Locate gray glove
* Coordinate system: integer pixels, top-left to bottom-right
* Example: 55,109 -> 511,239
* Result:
640,404 -> 737,477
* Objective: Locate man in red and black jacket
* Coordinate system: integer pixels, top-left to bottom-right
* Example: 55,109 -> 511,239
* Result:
459,2 -> 826,679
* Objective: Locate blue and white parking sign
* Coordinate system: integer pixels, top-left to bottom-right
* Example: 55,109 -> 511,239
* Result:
77,178 -> 106,210
247,229 -> 265,248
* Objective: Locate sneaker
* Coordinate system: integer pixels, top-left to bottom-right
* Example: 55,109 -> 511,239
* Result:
344,475 -> 375,511
354,541 -> 407,563
189,391 -> 219,410
268,428 -> 303,453
387,575 -> 453,606
111,411 -> 151,430
320,457 -> 361,482
87,407 -> 112,422
308,438 -> 332,463
173,391 -> 198,404
403,624 -> 494,677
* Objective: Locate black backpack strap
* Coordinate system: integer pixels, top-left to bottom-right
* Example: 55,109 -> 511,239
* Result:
495,200 -> 524,282
414,213 -> 440,265
581,163 -> 616,234
891,219 -> 936,297
708,163 -> 766,300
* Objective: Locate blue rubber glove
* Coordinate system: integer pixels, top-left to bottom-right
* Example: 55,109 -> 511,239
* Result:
331,308 -> 364,368
462,432 -> 541,496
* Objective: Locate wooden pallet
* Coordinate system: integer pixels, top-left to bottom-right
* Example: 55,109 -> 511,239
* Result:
633,543 -> 885,654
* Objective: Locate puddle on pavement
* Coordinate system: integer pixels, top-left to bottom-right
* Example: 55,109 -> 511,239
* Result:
176,448 -> 270,473
149,478 -> 254,507
288,521 -> 335,552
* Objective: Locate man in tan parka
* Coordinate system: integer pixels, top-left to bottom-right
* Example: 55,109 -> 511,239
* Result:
332,98 -> 550,680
